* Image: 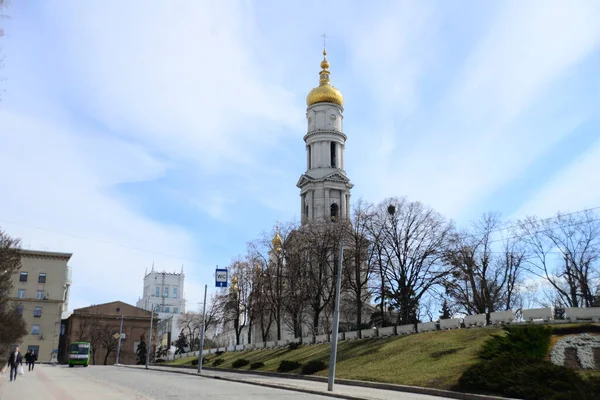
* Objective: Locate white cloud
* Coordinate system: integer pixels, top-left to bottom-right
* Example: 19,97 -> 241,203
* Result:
349,0 -> 600,220
0,109 -> 196,310
513,140 -> 600,219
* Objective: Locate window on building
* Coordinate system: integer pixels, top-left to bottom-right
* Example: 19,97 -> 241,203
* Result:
164,287 -> 169,298
38,273 -> 47,283
330,142 -> 337,168
36,290 -> 45,300
164,307 -> 170,313
15,305 -> 24,315
330,203 -> 339,220
173,307 -> 179,314
17,289 -> 26,299
19,272 -> 28,282
31,324 -> 40,335
155,287 -> 160,297
34,307 -> 42,318
172,287 -> 178,299
308,145 -> 312,169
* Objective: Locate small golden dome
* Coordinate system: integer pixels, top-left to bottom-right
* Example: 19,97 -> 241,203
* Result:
272,226 -> 283,251
306,50 -> 343,107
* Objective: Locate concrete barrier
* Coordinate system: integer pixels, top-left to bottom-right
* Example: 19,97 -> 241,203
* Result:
235,344 -> 244,351
378,326 -> 395,337
439,318 -> 461,330
397,324 -> 415,335
265,341 -> 276,348
301,336 -> 313,345
490,310 -> 515,325
565,307 -> 600,322
345,330 -> 359,340
361,328 -> 376,338
523,308 -> 553,322
417,322 -> 436,332
315,334 -> 328,343
464,314 -> 486,327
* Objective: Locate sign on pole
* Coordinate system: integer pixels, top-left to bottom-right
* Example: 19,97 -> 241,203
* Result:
215,268 -> 228,288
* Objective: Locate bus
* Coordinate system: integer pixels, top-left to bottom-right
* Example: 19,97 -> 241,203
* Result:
68,342 -> 91,367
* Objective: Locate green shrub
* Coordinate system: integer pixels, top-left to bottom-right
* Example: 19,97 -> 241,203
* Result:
212,358 -> 224,367
215,351 -> 224,356
288,342 -> 301,350
250,361 -> 265,369
277,360 -> 301,372
459,356 -> 597,400
232,359 -> 250,368
479,325 -> 552,360
301,360 -> 327,375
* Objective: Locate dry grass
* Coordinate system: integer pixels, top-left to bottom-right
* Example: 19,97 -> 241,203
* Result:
168,328 -> 501,390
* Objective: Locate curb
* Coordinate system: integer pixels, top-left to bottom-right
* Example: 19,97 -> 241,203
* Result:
119,364 -> 511,400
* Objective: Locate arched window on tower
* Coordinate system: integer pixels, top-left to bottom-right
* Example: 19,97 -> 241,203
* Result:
330,203 -> 339,221
330,142 -> 337,168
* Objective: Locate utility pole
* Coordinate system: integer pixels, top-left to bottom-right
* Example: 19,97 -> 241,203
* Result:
197,284 -> 208,373
116,313 -> 124,365
328,242 -> 343,391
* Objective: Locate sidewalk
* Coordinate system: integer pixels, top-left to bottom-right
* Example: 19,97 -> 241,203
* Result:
120,365 -> 509,400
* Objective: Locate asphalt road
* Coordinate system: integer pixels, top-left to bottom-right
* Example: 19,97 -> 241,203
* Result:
0,364 -> 335,400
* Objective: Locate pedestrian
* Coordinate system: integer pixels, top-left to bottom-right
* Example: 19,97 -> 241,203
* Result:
8,346 -> 23,382
29,350 -> 37,371
24,350 -> 31,370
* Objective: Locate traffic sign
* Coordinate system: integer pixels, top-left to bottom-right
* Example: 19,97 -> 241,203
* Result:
113,333 -> 120,340
215,268 -> 228,288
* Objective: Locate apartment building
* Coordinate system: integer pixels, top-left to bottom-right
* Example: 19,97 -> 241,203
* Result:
10,249 -> 72,363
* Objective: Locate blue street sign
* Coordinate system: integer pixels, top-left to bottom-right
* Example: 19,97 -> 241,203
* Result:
215,268 -> 228,288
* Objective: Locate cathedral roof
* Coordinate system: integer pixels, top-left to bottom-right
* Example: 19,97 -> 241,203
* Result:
306,50 -> 344,107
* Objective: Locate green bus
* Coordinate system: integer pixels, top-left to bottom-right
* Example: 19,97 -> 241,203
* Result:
68,342 -> 91,367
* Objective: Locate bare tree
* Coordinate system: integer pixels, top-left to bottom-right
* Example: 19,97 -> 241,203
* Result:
0,228 -> 26,367
343,199 -> 377,333
295,219 -> 345,335
377,198 -> 453,326
518,210 -> 600,308
219,258 -> 252,345
443,213 -> 524,322
281,231 -> 310,339
98,325 -> 119,365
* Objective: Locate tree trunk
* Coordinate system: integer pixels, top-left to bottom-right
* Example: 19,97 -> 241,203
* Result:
103,350 -> 111,365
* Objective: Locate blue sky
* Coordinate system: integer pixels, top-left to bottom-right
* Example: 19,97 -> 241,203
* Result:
1,0 -> 600,312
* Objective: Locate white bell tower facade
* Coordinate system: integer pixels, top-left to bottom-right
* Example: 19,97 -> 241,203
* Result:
297,50 -> 353,225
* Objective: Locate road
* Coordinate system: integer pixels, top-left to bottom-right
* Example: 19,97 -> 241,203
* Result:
0,364 -> 455,400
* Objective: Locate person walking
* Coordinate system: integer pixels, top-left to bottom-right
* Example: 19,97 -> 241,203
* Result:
24,350 -> 31,370
8,346 -> 23,382
29,350 -> 37,371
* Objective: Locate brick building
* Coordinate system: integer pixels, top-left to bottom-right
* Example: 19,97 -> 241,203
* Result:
59,301 -> 157,365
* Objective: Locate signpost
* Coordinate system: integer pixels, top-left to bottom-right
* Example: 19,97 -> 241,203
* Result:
215,268 -> 228,288
198,267 -> 227,373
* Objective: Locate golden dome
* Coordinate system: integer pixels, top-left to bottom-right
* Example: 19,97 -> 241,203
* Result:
306,50 -> 344,107
272,226 -> 283,251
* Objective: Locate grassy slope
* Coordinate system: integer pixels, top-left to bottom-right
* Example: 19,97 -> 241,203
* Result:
168,328 -> 501,389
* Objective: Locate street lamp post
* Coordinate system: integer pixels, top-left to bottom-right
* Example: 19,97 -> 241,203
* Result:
115,312 -> 124,365
197,284 -> 208,373
146,306 -> 155,369
327,242 -> 344,391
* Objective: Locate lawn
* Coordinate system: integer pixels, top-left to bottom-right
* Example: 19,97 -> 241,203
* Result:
167,327 -> 501,389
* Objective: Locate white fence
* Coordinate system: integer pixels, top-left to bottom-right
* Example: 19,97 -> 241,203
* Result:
166,307 -> 600,361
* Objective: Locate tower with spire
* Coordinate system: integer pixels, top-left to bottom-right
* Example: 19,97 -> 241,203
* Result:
297,49 -> 353,224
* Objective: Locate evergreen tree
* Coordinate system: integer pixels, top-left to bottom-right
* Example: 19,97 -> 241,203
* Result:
439,299 -> 452,319
136,335 -> 147,365
174,330 -> 188,354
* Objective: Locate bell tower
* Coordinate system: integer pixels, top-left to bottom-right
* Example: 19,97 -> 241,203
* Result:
297,49 -> 353,225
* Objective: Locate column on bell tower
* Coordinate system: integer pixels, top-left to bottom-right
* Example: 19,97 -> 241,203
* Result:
297,48 -> 353,225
